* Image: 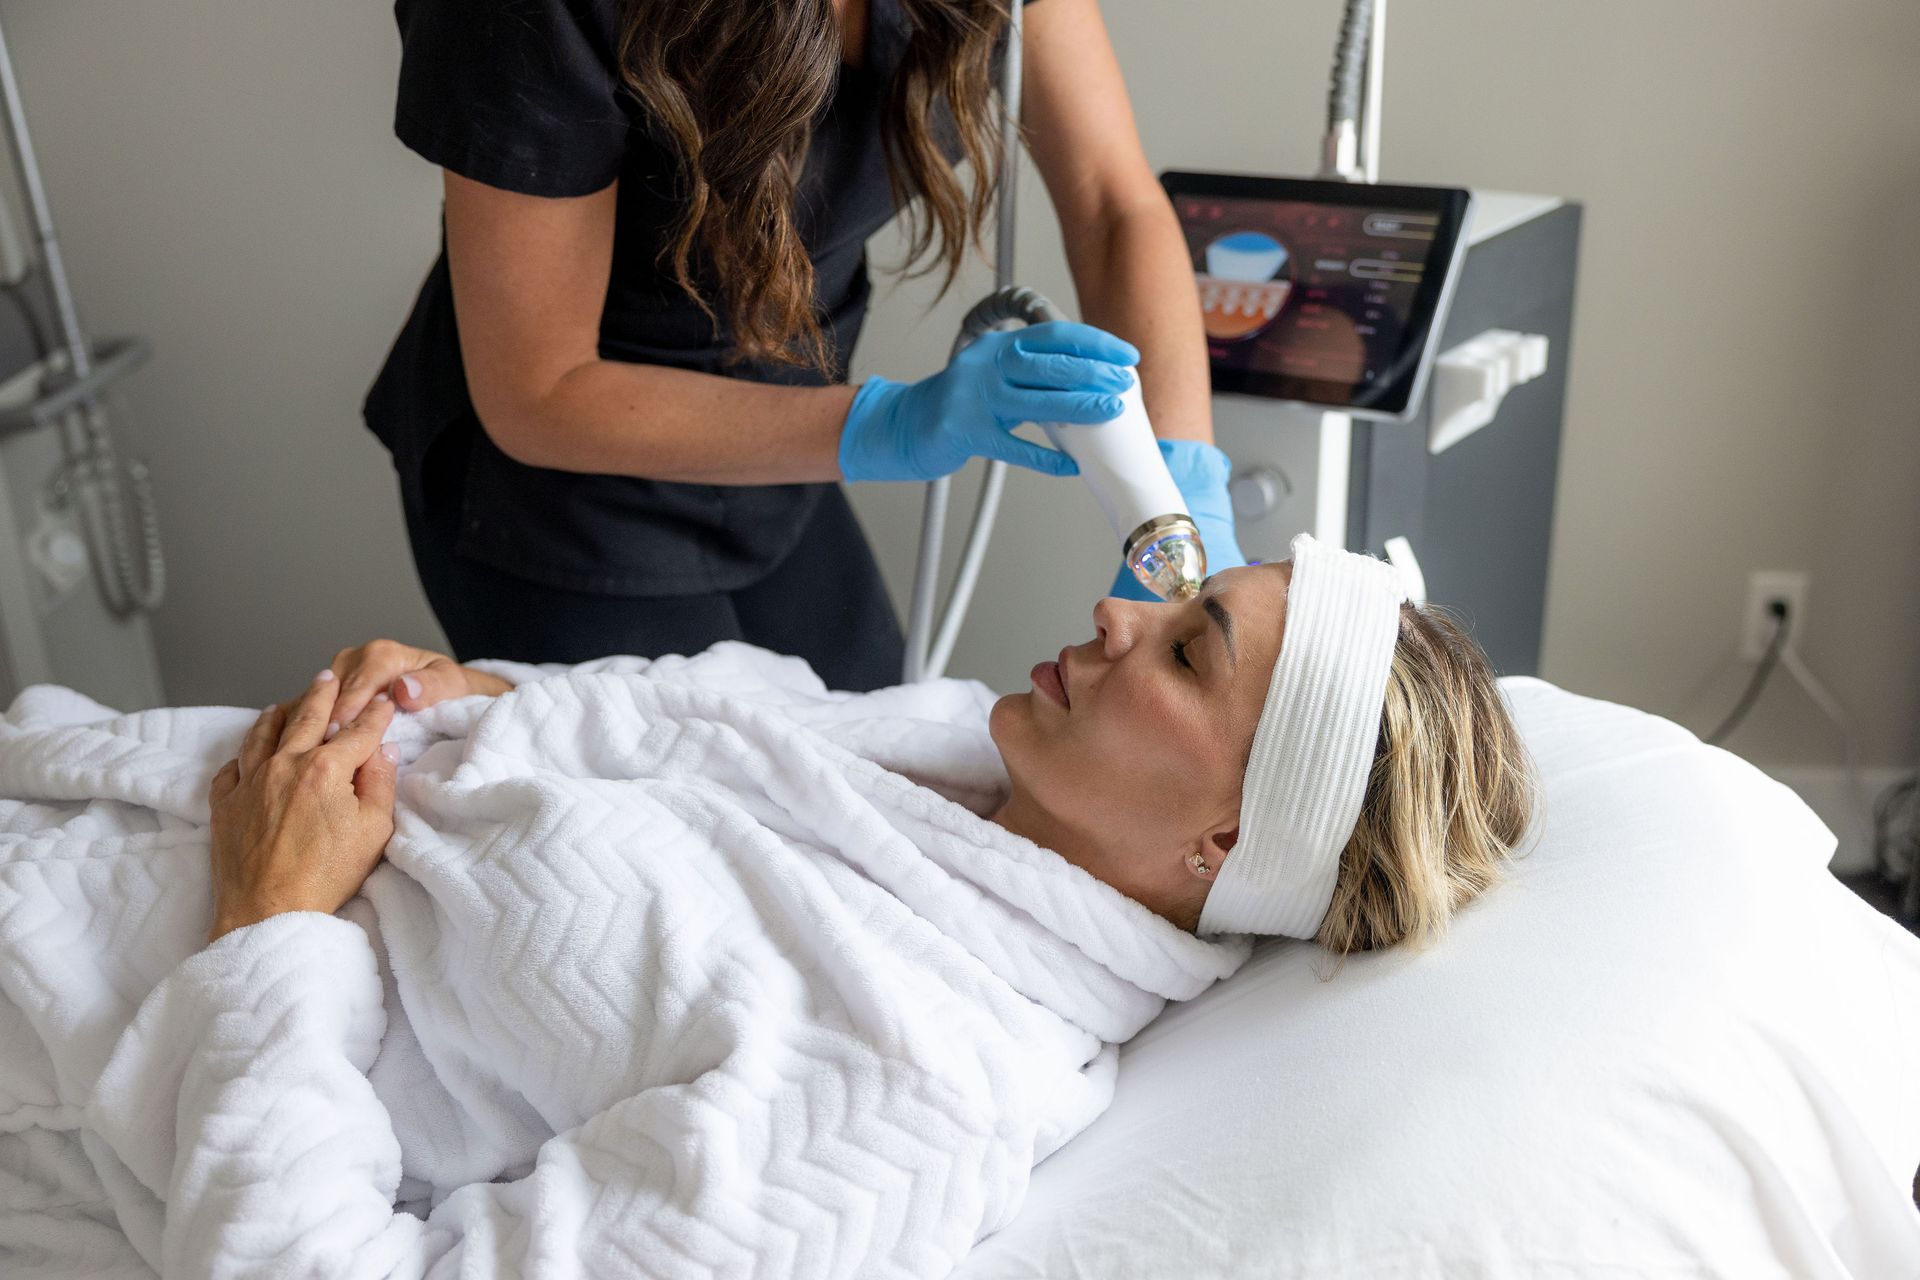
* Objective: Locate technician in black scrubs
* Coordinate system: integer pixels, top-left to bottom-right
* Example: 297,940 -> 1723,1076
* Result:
363,0 -> 1229,692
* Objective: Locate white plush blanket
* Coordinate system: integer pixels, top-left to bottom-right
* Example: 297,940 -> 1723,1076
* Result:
0,643 -> 1246,1278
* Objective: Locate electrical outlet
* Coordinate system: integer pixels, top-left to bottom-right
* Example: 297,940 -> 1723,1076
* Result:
1741,570 -> 1807,660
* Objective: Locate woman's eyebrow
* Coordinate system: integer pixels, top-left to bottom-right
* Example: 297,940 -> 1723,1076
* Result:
1203,595 -> 1236,667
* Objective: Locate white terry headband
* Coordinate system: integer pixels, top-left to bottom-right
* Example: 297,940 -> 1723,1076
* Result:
1197,533 -> 1406,938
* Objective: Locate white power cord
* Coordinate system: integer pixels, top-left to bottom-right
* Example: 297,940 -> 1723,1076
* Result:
1697,607 -> 1872,865
1776,644 -> 1873,860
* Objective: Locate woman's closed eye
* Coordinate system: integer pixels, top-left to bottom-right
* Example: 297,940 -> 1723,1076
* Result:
1171,637 -> 1193,670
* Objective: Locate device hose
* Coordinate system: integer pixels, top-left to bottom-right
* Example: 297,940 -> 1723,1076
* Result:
1322,0 -> 1374,180
903,286 -> 1068,682
1328,0 -> 1373,127
951,285 -> 1061,355
902,0 -> 1045,683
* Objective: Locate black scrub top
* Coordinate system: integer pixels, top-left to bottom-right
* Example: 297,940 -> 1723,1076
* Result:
364,0 -> 1033,597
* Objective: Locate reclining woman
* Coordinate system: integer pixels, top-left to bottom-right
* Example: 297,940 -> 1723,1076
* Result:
0,536 -> 1531,1277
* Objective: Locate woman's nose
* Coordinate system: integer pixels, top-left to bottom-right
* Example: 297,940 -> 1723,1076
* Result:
1092,597 -> 1140,660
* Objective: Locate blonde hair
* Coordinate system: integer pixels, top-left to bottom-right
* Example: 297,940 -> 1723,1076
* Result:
1314,603 -> 1536,956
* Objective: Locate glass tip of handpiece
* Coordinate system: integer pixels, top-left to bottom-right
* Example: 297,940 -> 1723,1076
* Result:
1128,525 -> 1207,602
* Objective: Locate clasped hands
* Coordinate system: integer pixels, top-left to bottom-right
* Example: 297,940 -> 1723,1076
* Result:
205,641 -> 509,945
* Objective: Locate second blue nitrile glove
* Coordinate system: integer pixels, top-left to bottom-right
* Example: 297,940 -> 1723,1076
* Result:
1108,438 -> 1249,601
839,321 -> 1140,483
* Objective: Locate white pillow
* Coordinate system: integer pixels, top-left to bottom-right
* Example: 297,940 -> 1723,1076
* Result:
958,678 -> 1920,1278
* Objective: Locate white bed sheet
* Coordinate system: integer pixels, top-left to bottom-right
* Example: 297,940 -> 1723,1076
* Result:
958,677 -> 1920,1279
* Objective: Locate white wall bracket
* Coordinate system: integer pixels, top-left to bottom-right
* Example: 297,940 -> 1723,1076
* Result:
1427,329 -> 1549,455
1382,534 -> 1427,603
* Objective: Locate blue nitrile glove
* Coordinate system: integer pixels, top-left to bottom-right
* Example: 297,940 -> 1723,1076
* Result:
1108,438 -> 1249,601
839,322 -> 1140,482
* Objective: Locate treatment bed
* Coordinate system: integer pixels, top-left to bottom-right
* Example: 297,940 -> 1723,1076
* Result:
1,671 -> 1915,1277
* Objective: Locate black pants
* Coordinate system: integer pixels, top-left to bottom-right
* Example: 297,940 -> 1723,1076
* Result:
399,438 -> 906,693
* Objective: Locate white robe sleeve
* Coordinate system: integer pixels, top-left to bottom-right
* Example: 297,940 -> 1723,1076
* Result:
85,913 -> 668,1278
85,912 -> 1004,1279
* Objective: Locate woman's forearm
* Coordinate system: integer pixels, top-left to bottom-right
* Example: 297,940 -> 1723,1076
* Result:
483,200 -> 1212,484
1065,200 -> 1215,445
444,174 -> 859,487
490,361 -> 859,485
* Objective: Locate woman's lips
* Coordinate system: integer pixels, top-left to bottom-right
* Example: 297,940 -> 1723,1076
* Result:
1031,656 -> 1069,708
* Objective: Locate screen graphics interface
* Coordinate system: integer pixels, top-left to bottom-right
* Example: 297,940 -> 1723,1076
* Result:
1172,190 -> 1456,412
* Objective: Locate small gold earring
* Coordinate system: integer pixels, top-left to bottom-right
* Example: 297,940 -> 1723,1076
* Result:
1189,852 -> 1211,876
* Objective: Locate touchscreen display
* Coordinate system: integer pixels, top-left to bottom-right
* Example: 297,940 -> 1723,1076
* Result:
1166,180 -> 1467,414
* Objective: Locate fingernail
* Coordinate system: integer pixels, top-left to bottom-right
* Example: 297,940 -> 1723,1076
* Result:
315,668 -> 335,683
380,743 -> 399,763
400,675 -> 421,700
325,721 -> 339,740
374,692 -> 391,704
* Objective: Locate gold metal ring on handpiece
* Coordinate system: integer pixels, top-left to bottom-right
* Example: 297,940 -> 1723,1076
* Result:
1122,513 -> 1199,553
1124,514 -> 1207,601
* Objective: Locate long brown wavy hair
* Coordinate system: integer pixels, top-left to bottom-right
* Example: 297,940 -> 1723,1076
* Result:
617,0 -> 1011,374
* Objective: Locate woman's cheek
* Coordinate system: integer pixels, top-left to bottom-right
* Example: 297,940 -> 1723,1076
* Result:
1155,691 -> 1215,766
1101,682 -> 1178,759
1132,677 -> 1187,732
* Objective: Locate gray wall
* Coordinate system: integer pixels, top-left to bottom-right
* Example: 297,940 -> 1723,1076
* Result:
1,1 -> 446,702
4,0 -> 1916,768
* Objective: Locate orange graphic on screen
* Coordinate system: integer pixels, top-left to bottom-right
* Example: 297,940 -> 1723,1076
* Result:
1198,230 -> 1291,343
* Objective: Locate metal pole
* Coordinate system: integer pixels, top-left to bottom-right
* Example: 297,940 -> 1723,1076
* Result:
0,16 -> 89,378
1361,0 -> 1385,182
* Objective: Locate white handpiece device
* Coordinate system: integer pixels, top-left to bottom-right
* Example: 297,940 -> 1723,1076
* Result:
1039,370 -> 1207,600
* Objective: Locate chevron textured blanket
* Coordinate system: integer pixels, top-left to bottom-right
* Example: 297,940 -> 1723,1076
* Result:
0,642 -> 1246,1278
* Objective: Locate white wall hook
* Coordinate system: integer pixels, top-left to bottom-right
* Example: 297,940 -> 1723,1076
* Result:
1382,535 -> 1427,604
1428,329 -> 1550,455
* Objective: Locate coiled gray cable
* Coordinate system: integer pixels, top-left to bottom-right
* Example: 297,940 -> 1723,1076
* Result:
904,286 -> 1066,682
75,402 -> 166,614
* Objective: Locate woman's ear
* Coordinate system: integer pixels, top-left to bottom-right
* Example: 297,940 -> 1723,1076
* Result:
1186,826 -> 1238,881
